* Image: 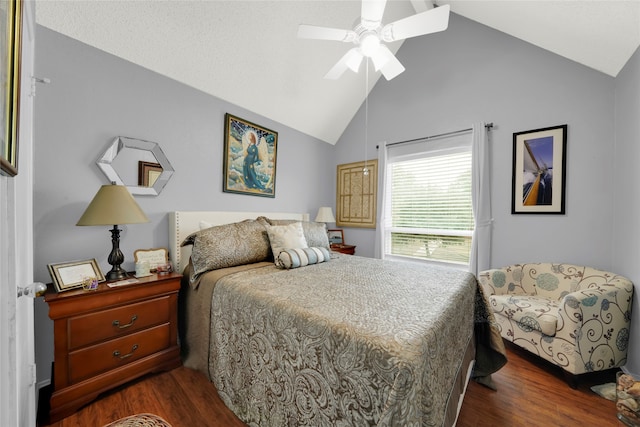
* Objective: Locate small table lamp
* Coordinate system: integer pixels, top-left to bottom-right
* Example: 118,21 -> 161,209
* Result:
315,206 -> 336,224
77,183 -> 149,281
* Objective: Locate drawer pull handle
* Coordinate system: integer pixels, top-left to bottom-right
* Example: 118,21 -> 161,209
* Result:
113,344 -> 139,360
112,315 -> 138,329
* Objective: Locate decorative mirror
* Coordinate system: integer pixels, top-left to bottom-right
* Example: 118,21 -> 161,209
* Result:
97,136 -> 174,196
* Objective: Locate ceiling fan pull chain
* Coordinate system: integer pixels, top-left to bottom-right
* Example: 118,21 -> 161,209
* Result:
364,61 -> 369,176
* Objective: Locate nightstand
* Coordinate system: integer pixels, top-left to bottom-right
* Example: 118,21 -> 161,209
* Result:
44,272 -> 182,422
330,243 -> 356,255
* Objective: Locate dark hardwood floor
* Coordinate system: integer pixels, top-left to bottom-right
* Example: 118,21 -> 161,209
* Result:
39,342 -> 622,427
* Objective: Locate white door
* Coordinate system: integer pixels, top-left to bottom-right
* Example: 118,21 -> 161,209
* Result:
0,1 -> 36,426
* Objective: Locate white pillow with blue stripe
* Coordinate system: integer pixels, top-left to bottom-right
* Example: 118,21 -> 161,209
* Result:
275,247 -> 331,269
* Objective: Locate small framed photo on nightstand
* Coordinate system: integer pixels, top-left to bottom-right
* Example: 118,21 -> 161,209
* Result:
134,247 -> 169,273
47,258 -> 105,292
328,229 -> 344,245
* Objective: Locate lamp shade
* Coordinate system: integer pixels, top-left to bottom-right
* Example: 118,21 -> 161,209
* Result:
77,184 -> 149,226
315,206 -> 335,223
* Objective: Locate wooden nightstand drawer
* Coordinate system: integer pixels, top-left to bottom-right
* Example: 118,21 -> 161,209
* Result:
68,296 -> 171,350
330,244 -> 356,255
68,323 -> 171,384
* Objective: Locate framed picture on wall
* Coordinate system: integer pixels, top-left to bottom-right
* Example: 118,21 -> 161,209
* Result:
511,124 -> 567,214
223,113 -> 278,197
1,0 -> 23,177
336,159 -> 377,228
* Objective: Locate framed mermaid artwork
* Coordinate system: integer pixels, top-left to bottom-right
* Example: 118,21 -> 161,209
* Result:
223,113 -> 278,197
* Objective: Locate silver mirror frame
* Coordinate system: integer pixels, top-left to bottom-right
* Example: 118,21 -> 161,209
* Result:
97,136 -> 174,196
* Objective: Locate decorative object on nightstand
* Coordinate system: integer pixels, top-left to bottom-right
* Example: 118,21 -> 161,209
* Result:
134,247 -> 169,275
76,183 -> 149,281
134,260 -> 151,277
44,272 -> 182,422
47,258 -> 105,292
328,229 -> 344,245
327,228 -> 356,255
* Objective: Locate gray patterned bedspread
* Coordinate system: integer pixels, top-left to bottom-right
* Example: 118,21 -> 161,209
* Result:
199,255 -> 505,427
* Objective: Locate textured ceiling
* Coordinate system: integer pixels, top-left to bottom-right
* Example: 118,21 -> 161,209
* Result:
36,0 -> 640,145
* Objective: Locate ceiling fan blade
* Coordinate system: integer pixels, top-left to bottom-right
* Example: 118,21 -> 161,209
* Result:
297,24 -> 356,42
381,4 -> 450,42
378,46 -> 405,80
324,48 -> 364,79
361,0 -> 387,28
345,49 -> 365,72
370,45 -> 392,71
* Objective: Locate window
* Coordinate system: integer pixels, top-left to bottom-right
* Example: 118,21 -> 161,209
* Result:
383,131 -> 473,266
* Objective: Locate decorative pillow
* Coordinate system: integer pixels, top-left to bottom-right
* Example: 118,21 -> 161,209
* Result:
301,221 -> 330,248
275,247 -> 331,269
258,217 -> 294,227
265,222 -> 308,258
257,217 -> 329,249
182,220 -> 271,281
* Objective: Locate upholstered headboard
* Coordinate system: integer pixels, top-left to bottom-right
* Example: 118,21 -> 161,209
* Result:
168,211 -> 310,274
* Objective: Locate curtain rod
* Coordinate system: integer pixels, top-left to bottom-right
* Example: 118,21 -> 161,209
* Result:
378,122 -> 494,149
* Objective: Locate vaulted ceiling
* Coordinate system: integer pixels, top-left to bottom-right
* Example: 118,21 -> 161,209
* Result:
36,0 -> 640,144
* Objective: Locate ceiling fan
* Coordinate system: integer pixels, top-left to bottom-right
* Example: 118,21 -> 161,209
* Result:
297,0 -> 450,81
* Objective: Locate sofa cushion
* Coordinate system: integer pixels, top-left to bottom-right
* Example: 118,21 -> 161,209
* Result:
490,294 -> 559,336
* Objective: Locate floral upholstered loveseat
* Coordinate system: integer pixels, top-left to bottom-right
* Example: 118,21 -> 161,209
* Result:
479,263 -> 633,383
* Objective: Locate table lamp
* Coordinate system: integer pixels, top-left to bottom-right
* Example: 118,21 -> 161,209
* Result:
77,183 -> 149,281
315,206 -> 336,224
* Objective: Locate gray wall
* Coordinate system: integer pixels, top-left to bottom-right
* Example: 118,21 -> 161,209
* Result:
612,46 -> 640,377
32,26 -> 334,385
336,14 -> 616,269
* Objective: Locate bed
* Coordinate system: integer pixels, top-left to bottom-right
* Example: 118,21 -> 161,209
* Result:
169,211 -> 506,427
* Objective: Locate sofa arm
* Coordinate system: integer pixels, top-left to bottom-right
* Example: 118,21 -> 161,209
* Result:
556,283 -> 634,371
478,268 -> 522,296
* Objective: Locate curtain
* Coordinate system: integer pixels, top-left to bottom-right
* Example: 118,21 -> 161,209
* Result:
374,143 -> 387,259
469,123 -> 492,276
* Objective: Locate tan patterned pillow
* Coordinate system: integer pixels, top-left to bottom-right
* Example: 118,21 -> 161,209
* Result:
183,220 -> 271,281
265,222 -> 308,258
302,221 -> 330,248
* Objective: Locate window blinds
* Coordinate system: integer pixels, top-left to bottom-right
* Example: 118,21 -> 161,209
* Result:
384,130 -> 473,265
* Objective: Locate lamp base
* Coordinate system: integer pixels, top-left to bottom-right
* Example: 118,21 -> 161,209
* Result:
106,225 -> 128,281
106,266 -> 129,281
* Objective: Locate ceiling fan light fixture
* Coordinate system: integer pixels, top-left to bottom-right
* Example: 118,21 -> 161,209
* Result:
360,33 -> 381,57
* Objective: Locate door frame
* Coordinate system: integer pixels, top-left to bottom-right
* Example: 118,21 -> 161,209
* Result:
0,1 -> 37,425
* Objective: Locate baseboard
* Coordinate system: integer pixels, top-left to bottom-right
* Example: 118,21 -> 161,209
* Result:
37,379 -> 51,391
